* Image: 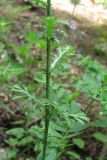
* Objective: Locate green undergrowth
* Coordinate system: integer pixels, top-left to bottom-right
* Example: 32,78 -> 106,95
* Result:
0,0 -> 107,160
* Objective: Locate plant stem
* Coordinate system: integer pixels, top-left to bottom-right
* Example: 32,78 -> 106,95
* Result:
72,5 -> 77,17
84,98 -> 95,114
43,0 -> 51,159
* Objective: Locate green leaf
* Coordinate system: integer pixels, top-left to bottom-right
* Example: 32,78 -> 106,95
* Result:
50,46 -> 74,71
19,44 -> 30,55
92,116 -> 107,128
85,157 -> 93,160
34,73 -> 46,84
64,111 -> 90,124
45,148 -> 57,160
73,138 -> 85,149
29,126 -> 43,139
67,151 -> 81,160
5,138 -> 19,147
12,85 -> 51,106
71,0 -> 81,5
26,31 -> 37,42
19,136 -> 33,146
24,0 -> 46,7
62,92 -> 80,103
36,148 -> 57,160
36,154 -> 42,160
7,149 -> 17,159
93,132 -> 107,143
7,128 -> 25,139
71,122 -> 89,133
11,120 -> 25,125
41,16 -> 56,40
104,74 -> 107,83
0,63 -> 27,79
38,40 -> 47,49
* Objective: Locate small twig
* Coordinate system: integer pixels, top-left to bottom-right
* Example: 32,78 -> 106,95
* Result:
27,116 -> 43,127
84,92 -> 100,114
84,97 -> 96,114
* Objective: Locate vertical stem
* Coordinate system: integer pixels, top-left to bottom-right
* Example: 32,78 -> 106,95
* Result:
72,5 -> 77,17
43,0 -> 51,159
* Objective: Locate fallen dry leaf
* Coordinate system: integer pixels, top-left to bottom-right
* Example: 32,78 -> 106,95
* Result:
70,65 -> 79,76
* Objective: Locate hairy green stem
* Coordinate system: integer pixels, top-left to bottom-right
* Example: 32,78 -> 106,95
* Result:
43,0 -> 51,159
